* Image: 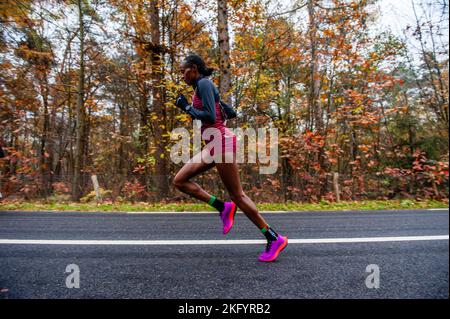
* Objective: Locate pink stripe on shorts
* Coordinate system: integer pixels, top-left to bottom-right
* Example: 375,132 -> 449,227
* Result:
192,92 -> 237,159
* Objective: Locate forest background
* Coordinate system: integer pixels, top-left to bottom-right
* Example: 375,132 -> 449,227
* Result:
0,0 -> 448,210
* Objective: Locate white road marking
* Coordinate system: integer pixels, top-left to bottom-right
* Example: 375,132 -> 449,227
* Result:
128,209 -> 449,214
125,211 -> 294,214
0,235 -> 448,246
1,209 -> 448,214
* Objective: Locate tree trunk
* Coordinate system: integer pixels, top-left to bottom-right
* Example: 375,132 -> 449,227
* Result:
308,0 -> 326,199
39,71 -> 52,197
308,0 -> 322,132
218,0 -> 232,102
150,0 -> 169,200
72,0 -> 86,201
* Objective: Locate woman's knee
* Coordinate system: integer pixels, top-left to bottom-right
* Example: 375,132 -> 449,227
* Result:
230,192 -> 246,203
172,174 -> 187,189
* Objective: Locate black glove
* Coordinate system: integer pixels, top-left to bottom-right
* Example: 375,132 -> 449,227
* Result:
175,93 -> 190,111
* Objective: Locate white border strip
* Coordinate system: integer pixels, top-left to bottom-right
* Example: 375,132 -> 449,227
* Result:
0,235 -> 448,246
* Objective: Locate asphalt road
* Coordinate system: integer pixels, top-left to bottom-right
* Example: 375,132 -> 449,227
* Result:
0,209 -> 448,299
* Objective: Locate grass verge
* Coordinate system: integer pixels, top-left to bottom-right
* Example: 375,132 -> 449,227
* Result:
0,199 -> 448,212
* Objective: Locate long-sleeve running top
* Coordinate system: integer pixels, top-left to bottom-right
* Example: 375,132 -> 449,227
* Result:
185,75 -> 219,124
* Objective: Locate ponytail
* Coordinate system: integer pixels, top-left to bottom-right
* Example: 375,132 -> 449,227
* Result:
203,67 -> 215,76
184,54 -> 215,76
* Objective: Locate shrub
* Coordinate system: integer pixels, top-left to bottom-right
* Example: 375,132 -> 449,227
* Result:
122,180 -> 148,202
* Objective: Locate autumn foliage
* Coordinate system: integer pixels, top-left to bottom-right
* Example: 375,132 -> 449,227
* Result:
0,0 -> 448,203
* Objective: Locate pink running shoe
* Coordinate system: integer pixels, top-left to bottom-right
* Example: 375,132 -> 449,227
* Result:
259,235 -> 288,262
220,202 -> 237,234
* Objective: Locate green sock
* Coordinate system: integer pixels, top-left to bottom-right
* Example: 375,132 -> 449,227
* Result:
208,195 -> 225,212
261,225 -> 278,241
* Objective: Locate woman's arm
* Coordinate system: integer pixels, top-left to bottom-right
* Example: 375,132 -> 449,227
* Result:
185,79 -> 217,124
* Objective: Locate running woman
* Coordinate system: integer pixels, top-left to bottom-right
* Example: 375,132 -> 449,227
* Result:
173,54 -> 288,262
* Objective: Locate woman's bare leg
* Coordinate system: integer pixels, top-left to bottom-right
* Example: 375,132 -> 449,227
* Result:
215,159 -> 268,229
172,148 -> 216,202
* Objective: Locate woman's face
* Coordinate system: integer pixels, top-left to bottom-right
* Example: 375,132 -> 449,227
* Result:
180,62 -> 199,85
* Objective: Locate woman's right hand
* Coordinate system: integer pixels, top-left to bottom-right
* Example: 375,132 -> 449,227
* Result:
175,93 -> 190,111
